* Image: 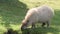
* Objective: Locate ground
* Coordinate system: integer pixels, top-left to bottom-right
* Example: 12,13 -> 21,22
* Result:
0,0 -> 60,34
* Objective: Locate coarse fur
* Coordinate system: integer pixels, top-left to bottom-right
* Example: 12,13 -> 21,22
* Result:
21,5 -> 54,30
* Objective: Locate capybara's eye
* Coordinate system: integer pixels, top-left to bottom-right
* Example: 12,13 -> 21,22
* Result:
27,20 -> 29,22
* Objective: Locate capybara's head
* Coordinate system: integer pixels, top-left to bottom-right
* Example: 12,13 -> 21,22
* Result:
21,19 -> 29,30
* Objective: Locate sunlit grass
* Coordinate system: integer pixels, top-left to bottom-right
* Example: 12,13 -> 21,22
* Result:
19,0 -> 60,9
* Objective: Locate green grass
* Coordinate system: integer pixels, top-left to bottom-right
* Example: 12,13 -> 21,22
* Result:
0,0 -> 60,34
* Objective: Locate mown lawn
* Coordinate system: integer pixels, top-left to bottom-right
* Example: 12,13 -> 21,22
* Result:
0,0 -> 60,34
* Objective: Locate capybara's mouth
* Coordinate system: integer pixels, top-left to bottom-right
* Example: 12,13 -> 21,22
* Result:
21,27 -> 24,31
21,27 -> 27,31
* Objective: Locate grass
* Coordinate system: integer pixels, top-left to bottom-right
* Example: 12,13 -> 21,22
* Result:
0,0 -> 60,34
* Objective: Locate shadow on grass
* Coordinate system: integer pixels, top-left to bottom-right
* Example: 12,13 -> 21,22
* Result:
4,28 -> 19,34
0,0 -> 28,28
21,27 -> 59,34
